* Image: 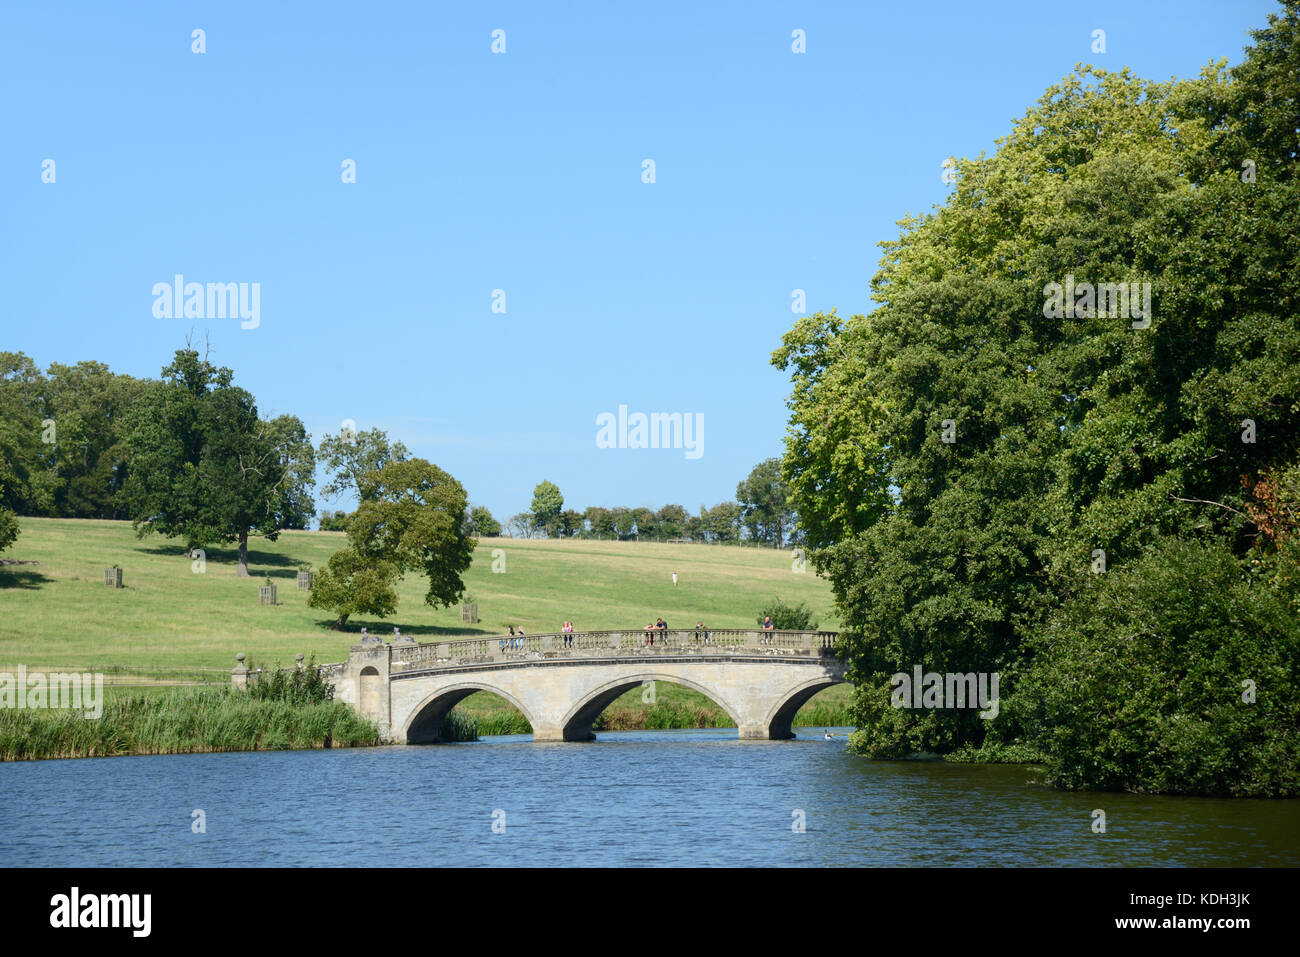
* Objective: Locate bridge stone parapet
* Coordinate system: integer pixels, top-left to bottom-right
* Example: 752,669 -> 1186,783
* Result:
327,630 -> 845,743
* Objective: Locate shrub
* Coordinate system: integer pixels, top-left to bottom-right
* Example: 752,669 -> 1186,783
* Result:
757,598 -> 819,630
1012,539 -> 1300,796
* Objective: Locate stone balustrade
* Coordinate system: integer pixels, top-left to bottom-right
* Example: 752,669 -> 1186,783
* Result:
384,629 -> 838,673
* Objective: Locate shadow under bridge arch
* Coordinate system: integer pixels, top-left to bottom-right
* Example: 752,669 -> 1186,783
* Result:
402,682 -> 537,744
559,673 -> 742,742
762,674 -> 848,740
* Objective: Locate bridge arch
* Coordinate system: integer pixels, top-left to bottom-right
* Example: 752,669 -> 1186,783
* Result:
401,682 -> 537,744
559,673 -> 742,742
762,675 -> 848,740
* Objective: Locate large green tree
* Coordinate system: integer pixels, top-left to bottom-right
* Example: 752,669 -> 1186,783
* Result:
466,505 -> 502,537
0,353 -> 151,524
0,471 -> 20,555
530,480 -> 564,537
349,458 -> 477,609
736,459 -> 794,547
656,504 -> 688,540
631,506 -> 656,540
773,5 -> 1300,791
311,458 -> 475,629
0,353 -> 54,524
119,349 -> 316,575
582,506 -> 613,539
558,509 -> 584,537
307,546 -> 399,630
41,361 -> 144,518
701,501 -> 742,543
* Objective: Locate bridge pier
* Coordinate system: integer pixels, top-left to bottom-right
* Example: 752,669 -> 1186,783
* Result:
739,723 -> 792,740
530,724 -> 593,743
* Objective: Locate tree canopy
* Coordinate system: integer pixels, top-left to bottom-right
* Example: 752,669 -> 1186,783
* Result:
773,4 -> 1300,794
736,458 -> 795,547
317,426 -> 409,504
530,480 -> 564,537
351,458 -> 477,609
118,349 -> 316,574
466,505 -> 502,537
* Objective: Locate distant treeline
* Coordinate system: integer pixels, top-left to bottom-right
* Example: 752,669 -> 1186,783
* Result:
481,463 -> 800,547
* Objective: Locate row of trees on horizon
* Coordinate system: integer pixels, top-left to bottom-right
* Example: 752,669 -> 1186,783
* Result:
456,461 -> 799,547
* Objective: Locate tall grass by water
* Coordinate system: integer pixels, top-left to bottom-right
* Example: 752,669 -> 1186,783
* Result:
469,710 -> 532,736
1,683 -> 854,758
437,710 -> 480,741
0,686 -> 380,761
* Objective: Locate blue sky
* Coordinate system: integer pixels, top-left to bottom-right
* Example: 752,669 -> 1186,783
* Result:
1,1 -> 1277,523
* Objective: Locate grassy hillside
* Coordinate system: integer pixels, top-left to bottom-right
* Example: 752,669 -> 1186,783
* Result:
0,518 -> 840,674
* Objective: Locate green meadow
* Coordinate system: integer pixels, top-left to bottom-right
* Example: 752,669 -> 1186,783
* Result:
0,518 -> 851,731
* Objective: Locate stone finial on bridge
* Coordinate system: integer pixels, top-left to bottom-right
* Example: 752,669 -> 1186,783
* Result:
392,626 -> 415,644
231,652 -> 249,690
295,653 -> 305,670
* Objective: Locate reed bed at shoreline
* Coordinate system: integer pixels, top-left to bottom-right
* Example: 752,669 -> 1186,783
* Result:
0,686 -> 381,761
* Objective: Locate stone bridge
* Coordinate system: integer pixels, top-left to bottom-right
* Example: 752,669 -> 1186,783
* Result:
309,628 -> 846,743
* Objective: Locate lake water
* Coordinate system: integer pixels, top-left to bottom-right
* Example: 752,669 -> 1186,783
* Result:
2,728 -> 1296,867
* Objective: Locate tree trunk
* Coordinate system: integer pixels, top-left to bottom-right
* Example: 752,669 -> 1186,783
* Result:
237,530 -> 249,577
335,613 -> 350,630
